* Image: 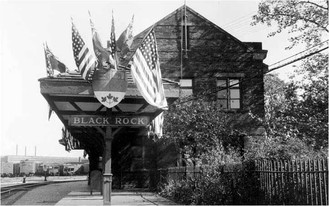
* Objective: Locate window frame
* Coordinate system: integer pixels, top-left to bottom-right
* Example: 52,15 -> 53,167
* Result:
216,78 -> 242,110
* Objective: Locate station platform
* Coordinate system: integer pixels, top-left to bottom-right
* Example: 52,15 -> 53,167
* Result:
55,189 -> 176,205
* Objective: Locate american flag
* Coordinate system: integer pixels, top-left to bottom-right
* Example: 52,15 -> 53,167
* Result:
150,112 -> 165,138
130,28 -> 168,109
110,12 -> 117,56
72,21 -> 97,81
44,43 -> 53,77
109,12 -> 117,70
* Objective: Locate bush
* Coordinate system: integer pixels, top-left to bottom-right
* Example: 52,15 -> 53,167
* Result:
244,134 -> 328,161
159,146 -> 260,204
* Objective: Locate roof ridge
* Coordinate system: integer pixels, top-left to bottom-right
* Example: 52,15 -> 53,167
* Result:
133,5 -> 249,50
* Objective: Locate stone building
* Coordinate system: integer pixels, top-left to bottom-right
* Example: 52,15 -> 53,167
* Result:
118,5 -> 268,170
128,5 -> 267,118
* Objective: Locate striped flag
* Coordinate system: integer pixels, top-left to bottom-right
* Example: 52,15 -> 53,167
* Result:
109,11 -> 117,58
44,42 -> 68,77
151,112 -> 165,138
71,20 -> 97,81
109,11 -> 118,70
130,28 -> 168,109
89,12 -> 116,71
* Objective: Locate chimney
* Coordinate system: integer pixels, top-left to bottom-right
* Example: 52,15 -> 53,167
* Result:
16,144 -> 18,156
35,146 -> 36,156
25,146 -> 27,156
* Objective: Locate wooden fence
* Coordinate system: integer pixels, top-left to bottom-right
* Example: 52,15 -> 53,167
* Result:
156,159 -> 328,205
255,159 -> 328,205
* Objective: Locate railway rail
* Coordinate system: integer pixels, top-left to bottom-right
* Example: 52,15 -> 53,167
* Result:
1,182 -> 51,197
1,179 -> 86,201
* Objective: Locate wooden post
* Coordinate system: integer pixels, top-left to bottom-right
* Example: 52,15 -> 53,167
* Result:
103,109 -> 113,205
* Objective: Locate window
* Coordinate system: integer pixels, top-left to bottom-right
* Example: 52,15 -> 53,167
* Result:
217,78 -> 241,109
182,15 -> 191,59
182,25 -> 190,52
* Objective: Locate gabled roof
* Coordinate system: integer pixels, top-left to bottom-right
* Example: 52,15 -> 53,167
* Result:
122,5 -> 256,65
133,5 -> 250,49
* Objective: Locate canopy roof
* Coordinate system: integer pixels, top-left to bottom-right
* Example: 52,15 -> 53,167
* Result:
39,73 -> 180,156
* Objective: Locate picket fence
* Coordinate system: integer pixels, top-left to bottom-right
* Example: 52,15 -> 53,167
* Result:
255,159 -> 328,205
157,158 -> 328,205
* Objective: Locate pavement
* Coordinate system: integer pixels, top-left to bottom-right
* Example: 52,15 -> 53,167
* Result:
55,186 -> 176,205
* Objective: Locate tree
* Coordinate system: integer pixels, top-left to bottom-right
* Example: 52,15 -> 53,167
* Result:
252,0 -> 328,49
286,53 -> 328,149
161,99 -> 252,165
251,0 -> 328,153
245,72 -> 327,160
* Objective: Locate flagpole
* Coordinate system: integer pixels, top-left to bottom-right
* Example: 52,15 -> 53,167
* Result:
180,2 -> 184,80
184,0 -> 188,58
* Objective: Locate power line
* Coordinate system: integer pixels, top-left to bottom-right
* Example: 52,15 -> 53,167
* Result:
268,46 -> 328,73
268,40 -> 329,67
221,11 -> 256,28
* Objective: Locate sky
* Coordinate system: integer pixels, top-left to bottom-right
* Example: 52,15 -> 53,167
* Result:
0,0 -> 303,157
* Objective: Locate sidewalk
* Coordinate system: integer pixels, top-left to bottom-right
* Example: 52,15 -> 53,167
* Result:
56,189 -> 176,205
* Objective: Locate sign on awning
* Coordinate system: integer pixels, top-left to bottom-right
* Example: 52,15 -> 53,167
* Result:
69,115 -> 150,127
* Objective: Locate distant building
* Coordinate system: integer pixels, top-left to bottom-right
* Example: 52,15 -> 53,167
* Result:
20,160 -> 38,175
1,155 -> 84,164
0,155 -> 88,175
1,162 -> 13,175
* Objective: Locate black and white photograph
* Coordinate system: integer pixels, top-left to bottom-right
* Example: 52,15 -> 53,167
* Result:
0,0 -> 328,205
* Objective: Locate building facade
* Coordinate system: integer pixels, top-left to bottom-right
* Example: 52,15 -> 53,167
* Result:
118,5 -> 268,170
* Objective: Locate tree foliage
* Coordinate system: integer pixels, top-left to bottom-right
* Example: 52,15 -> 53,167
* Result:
252,0 -> 328,49
287,53 -> 328,149
245,72 -> 328,160
250,0 -> 329,156
162,99 -> 253,164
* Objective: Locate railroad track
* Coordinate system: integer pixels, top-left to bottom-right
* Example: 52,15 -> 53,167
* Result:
1,179 -> 86,199
1,182 -> 48,197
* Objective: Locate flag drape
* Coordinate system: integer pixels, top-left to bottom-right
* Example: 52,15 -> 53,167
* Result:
72,20 -> 97,81
48,104 -> 53,121
109,11 -> 117,61
89,13 -> 116,71
151,112 -> 164,138
130,28 -> 168,109
117,15 -> 134,58
44,43 -> 68,77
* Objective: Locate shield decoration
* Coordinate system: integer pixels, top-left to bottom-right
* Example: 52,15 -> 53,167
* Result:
92,69 -> 127,108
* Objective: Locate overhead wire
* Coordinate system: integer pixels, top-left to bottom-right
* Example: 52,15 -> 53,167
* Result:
268,40 -> 329,67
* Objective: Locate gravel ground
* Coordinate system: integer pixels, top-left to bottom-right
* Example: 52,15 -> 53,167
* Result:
12,180 -> 88,205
